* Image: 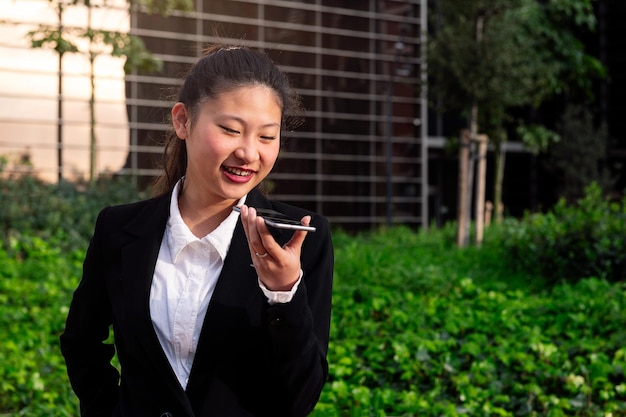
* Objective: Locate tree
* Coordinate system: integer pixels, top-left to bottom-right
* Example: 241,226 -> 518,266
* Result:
26,0 -> 192,186
545,104 -> 611,202
428,0 -> 605,237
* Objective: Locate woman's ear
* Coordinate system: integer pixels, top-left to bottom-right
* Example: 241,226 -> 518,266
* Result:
172,102 -> 189,139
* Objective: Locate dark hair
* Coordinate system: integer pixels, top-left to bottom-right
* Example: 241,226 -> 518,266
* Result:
153,45 -> 303,196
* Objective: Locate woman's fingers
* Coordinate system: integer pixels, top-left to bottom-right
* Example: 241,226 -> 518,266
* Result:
241,206 -> 270,256
238,205 -> 309,290
282,215 -> 311,253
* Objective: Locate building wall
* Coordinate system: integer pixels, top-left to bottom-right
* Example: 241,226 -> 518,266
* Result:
0,0 -> 130,182
125,0 -> 427,231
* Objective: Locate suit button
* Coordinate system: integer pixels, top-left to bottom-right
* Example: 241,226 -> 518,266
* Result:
160,413 -> 173,417
270,317 -> 281,327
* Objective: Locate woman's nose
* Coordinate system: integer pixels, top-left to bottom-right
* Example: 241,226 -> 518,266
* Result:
233,138 -> 259,163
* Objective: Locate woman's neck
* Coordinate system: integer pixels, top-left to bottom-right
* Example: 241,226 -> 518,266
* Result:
177,183 -> 237,238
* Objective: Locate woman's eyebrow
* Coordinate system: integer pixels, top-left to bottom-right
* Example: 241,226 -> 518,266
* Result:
220,114 -> 280,128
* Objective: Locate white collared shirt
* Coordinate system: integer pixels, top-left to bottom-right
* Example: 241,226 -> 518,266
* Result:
149,180 -> 300,390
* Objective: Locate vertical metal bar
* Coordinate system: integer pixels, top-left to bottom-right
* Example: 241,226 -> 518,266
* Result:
386,40 -> 404,227
129,9 -> 138,188
315,0 -> 323,216
370,0 -> 377,225
420,0 -> 429,229
386,72 -> 393,227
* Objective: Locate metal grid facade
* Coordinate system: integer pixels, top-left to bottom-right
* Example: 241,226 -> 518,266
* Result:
125,0 -> 427,231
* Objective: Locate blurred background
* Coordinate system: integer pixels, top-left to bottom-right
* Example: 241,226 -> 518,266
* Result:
3,3 -> 626,416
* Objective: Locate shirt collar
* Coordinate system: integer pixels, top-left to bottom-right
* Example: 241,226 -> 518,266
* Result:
167,179 -> 246,263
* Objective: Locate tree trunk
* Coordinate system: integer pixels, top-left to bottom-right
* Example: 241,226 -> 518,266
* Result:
474,135 -> 488,245
459,13 -> 484,245
493,136 -> 506,223
89,53 -> 96,186
465,102 -> 478,244
88,5 -> 96,187
57,2 -> 64,185
456,130 -> 470,247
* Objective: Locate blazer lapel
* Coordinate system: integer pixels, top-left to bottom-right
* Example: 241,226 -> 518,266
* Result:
120,193 -> 195,416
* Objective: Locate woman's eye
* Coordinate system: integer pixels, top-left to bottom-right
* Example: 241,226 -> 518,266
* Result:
260,135 -> 277,141
220,125 -> 240,134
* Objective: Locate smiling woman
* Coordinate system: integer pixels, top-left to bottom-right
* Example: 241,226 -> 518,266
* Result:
59,45 -> 334,417
0,0 -> 130,181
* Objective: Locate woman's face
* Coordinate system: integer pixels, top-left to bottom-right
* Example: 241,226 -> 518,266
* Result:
172,85 -> 282,205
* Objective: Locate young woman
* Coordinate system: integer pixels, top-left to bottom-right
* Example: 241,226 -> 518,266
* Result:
60,45 -> 334,417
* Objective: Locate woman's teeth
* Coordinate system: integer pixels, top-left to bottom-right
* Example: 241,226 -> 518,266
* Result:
224,167 -> 252,176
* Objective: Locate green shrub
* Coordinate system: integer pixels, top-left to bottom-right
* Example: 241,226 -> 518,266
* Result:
0,175 -> 146,254
313,227 -> 626,417
499,182 -> 626,284
0,236 -> 82,415
0,175 -> 144,415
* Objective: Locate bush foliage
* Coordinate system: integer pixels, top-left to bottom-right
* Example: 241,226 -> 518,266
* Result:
0,174 -> 147,254
314,229 -> 626,416
499,182 -> 626,283
0,236 -> 83,415
1,177 -> 625,416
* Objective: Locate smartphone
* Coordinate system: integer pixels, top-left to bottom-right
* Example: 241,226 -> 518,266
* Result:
232,206 -> 316,232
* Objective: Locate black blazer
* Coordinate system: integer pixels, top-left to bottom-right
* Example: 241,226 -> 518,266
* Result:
60,188 -> 334,417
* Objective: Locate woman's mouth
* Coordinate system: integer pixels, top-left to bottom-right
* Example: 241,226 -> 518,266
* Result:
222,165 -> 255,183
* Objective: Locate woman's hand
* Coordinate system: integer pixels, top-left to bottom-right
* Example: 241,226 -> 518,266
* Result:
239,205 -> 310,291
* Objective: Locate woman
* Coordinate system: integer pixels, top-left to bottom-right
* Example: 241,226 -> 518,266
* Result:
60,45 -> 334,417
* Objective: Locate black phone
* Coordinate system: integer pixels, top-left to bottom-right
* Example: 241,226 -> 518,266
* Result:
232,206 -> 316,232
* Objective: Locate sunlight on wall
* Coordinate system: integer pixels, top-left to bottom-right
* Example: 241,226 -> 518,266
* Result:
0,0 -> 130,182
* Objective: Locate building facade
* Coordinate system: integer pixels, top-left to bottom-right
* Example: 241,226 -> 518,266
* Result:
0,0 -> 131,183
124,0 -> 427,231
